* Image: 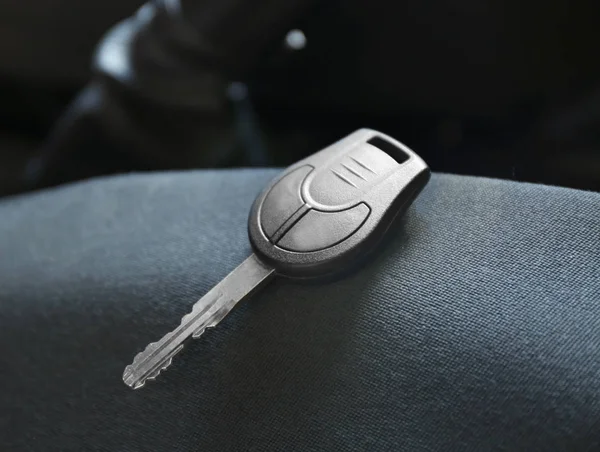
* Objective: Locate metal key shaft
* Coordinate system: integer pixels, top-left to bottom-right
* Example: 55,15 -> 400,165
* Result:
123,254 -> 274,389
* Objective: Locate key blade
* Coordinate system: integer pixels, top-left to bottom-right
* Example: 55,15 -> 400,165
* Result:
123,341 -> 183,389
122,254 -> 275,390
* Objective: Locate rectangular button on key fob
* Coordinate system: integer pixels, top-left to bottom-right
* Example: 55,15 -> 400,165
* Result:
123,129 -> 429,389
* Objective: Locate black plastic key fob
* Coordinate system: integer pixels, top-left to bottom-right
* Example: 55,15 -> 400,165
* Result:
249,129 -> 430,278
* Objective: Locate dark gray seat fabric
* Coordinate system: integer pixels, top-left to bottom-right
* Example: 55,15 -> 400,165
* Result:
1,170 -> 599,451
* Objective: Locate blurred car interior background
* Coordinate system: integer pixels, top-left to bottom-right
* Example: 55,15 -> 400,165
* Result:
0,0 -> 599,198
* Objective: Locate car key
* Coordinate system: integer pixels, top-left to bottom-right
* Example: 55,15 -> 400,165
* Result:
123,128 -> 430,389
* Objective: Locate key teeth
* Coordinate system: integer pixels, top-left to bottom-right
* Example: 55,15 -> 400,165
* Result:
180,310 -> 195,327
124,305 -> 206,389
181,290 -> 225,332
181,307 -> 208,337
191,307 -> 228,338
123,334 -> 183,389
123,341 -> 159,389
129,339 -> 163,367
145,356 -> 173,383
192,326 -> 207,339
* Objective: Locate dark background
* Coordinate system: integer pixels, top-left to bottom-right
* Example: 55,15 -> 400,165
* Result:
1,4 -> 600,450
0,0 -> 599,197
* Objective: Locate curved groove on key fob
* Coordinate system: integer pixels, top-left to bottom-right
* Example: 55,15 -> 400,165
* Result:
249,128 -> 430,278
260,165 -> 313,238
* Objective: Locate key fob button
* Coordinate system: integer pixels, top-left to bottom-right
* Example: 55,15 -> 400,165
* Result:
277,203 -> 370,252
306,143 -> 399,208
260,165 -> 313,238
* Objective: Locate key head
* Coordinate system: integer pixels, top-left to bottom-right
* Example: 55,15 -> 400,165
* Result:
248,129 -> 430,278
